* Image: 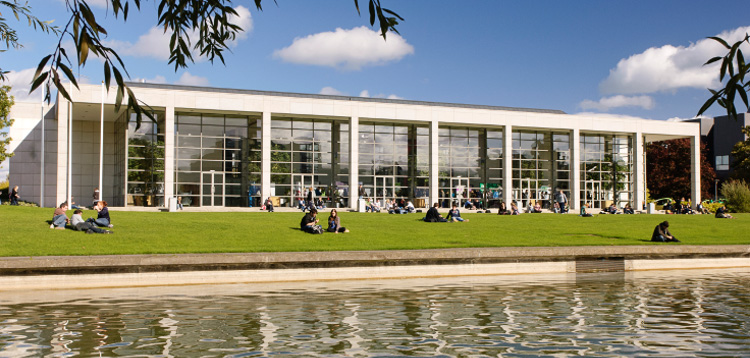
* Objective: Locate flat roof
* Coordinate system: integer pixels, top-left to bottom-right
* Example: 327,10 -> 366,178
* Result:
126,82 -> 567,115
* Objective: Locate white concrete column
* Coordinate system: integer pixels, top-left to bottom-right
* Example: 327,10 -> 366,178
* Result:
261,111 -> 272,202
429,119 -> 439,206
55,94 -> 69,207
571,129 -> 581,210
634,132 -> 645,210
163,106 -> 175,203
503,124 -> 513,206
349,116 -> 359,210
691,134 -> 702,208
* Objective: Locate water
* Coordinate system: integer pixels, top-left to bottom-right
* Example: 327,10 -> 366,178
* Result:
1,269 -> 749,357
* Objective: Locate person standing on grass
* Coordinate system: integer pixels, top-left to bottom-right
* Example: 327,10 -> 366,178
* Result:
71,210 -> 112,234
10,185 -> 20,205
651,221 -> 679,242
424,203 -> 446,222
300,208 -> 322,233
93,187 -> 100,206
50,202 -> 69,230
327,209 -> 349,233
555,189 -> 567,214
88,200 -> 113,228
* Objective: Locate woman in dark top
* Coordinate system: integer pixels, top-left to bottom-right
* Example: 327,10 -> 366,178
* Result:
9,186 -> 19,205
327,209 -> 349,233
90,200 -> 112,227
498,202 -> 510,215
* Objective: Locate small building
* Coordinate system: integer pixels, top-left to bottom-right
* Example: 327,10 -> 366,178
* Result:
688,113 -> 749,182
8,82 -> 702,210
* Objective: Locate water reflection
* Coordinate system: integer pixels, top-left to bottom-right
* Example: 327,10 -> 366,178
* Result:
0,269 -> 748,357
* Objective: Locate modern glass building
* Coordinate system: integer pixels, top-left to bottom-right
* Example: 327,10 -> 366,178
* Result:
8,82 -> 702,210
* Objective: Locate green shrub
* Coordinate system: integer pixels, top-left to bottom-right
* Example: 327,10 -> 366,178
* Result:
704,202 -> 724,213
720,180 -> 750,213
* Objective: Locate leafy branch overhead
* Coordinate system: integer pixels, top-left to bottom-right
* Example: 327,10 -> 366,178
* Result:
0,0 -> 59,80
17,0 -> 402,129
699,34 -> 750,119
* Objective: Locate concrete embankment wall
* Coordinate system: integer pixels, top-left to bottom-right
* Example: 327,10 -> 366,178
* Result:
0,246 -> 748,291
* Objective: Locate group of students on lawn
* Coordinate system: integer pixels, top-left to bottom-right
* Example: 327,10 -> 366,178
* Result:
50,200 -> 114,234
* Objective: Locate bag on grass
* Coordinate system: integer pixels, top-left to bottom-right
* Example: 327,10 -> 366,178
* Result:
312,225 -> 324,234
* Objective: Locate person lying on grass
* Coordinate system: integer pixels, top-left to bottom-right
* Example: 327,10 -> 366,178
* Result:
71,210 -> 112,234
651,221 -> 679,242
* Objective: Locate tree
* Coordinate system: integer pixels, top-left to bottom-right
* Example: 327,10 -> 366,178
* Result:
729,126 -> 750,181
698,34 -> 749,119
0,1 -> 59,80
0,0 -> 402,129
646,138 -> 716,200
0,85 -> 15,163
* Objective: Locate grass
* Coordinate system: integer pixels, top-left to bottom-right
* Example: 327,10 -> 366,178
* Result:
1,206 -> 749,257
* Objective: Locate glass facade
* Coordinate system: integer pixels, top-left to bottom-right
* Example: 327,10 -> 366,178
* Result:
358,122 -> 429,207
270,117 -> 349,208
512,131 -> 570,209
174,113 -> 262,208
437,128 -> 504,209
108,108 -> 642,211
580,134 -> 633,209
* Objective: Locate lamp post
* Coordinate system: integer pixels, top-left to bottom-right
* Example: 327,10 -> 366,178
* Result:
714,179 -> 720,201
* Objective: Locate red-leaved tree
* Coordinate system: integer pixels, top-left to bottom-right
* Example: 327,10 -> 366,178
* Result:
646,138 -> 716,200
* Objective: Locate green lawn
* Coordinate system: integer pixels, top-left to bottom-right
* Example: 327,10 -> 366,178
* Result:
1,206 -> 748,257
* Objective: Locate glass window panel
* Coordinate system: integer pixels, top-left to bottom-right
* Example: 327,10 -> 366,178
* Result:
176,124 -> 201,136
202,125 -> 224,137
202,137 -> 223,149
176,160 -> 199,171
177,115 -> 201,124
177,148 -> 202,160
294,120 -> 313,129
271,140 -> 290,151
271,119 -> 292,128
272,129 -> 292,140
314,130 -> 331,142
202,161 -> 222,171
202,148 -> 224,161
177,172 -> 200,183
294,129 -> 314,141
177,136 -> 201,147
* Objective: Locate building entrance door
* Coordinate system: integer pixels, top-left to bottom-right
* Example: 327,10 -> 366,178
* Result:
374,176 -> 395,207
584,180 -> 603,209
201,171 -> 225,207
293,174 -> 315,205
450,177 -> 469,207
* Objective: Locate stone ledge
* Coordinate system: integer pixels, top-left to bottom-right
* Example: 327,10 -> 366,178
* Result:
1,245 -> 748,276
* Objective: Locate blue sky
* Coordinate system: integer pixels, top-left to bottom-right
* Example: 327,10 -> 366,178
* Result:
4,1 -> 750,120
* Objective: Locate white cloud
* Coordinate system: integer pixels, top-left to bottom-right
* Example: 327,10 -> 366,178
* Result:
600,26 -> 750,94
107,6 -> 252,60
3,68 -> 41,102
579,95 -> 655,111
358,90 -> 369,97
175,72 -> 209,86
274,26 -> 414,70
358,89 -> 402,99
320,87 -> 347,96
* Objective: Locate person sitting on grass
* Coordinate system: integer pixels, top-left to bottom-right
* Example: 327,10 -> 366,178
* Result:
510,201 -> 520,215
715,205 -> 735,219
327,209 -> 349,233
552,201 -> 561,214
300,208 -> 322,233
651,221 -> 679,242
446,203 -> 468,222
498,202 -> 510,215
580,203 -> 593,217
264,197 -> 274,212
406,200 -> 415,213
87,200 -> 113,228
424,203 -> 447,222
50,202 -> 69,230
623,203 -> 634,214
71,210 -> 112,234
531,201 -> 542,213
